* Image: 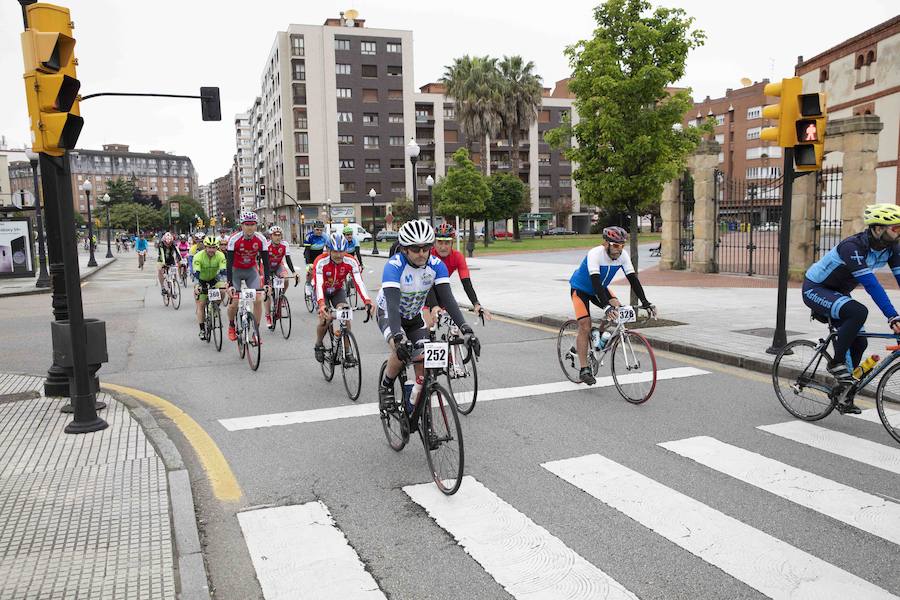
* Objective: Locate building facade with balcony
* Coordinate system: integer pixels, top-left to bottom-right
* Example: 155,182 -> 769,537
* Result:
235,112 -> 255,214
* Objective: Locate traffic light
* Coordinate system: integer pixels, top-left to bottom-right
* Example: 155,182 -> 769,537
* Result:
21,3 -> 84,156
200,87 -> 221,121
760,77 -> 803,149
794,92 -> 827,172
209,217 -> 217,227
259,184 -> 266,197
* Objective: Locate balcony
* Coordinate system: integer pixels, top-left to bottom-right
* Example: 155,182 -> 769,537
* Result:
416,139 -> 435,147
415,115 -> 434,123
490,163 -> 511,170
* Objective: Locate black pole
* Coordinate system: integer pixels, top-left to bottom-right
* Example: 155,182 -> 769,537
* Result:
767,147 -> 794,355
105,202 -> 113,258
371,196 -> 379,255
30,159 -> 51,288
85,189 -> 97,267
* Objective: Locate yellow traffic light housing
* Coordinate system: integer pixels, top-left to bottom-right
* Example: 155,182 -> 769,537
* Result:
794,92 -> 827,172
21,3 -> 83,156
760,77 -> 803,148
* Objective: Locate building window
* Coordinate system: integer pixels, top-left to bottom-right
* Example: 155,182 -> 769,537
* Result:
363,113 -> 379,126
336,88 -> 352,99
819,67 -> 829,83
559,110 -> 569,122
444,129 -> 458,143
364,136 -> 380,149
746,166 -> 782,179
340,182 -> 357,193
291,35 -> 304,56
387,42 -> 401,53
443,106 -> 455,119
389,136 -> 404,147
538,110 -> 550,124
388,113 -> 404,123
294,132 -> 309,152
361,64 -> 377,78
296,156 -> 310,177
292,83 -> 307,104
391,182 -> 405,193
361,41 -> 377,55
559,178 -> 571,188
746,127 -> 761,140
746,146 -> 782,160
335,38 -> 350,51
387,89 -> 403,100
715,114 -> 725,126
539,176 -> 551,188
366,182 -> 382,194
386,65 -> 402,76
337,111 -> 353,123
539,197 -> 552,210
390,159 -> 405,169
362,89 -> 378,102
746,106 -> 761,120
339,159 -> 355,169
365,160 -> 380,173
338,134 -> 354,145
336,63 -> 351,75
297,180 -> 310,200
714,133 -> 725,144
292,61 -> 305,81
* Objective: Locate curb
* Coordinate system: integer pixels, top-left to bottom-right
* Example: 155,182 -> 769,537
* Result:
110,390 -> 211,600
0,257 -> 117,299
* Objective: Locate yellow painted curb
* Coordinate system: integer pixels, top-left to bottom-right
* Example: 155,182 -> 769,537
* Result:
102,382 -> 243,502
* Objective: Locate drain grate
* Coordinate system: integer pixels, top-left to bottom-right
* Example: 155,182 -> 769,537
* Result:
733,327 -> 803,338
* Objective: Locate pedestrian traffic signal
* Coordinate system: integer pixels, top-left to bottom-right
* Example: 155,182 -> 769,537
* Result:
760,77 -> 803,149
21,3 -> 83,156
794,92 -> 827,172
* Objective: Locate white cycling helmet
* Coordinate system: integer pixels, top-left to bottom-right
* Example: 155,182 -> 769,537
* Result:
268,225 -> 283,235
240,211 -> 258,224
398,219 -> 435,247
163,232 -> 174,243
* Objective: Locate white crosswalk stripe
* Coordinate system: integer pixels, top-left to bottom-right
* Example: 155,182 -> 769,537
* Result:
542,453 -> 898,600
659,435 -> 900,545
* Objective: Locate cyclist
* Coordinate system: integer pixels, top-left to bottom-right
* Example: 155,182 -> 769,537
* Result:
377,220 -> 480,410
303,222 -> 328,266
424,223 -> 490,326
569,226 -> 655,386
192,236 -> 228,338
135,232 -> 148,269
187,232 -> 205,279
312,233 -> 374,365
802,204 -> 900,414
156,232 -> 183,296
264,225 -> 299,328
226,212 -> 271,342
342,225 -> 364,267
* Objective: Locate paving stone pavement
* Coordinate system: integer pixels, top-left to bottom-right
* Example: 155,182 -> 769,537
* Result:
0,375 -> 177,600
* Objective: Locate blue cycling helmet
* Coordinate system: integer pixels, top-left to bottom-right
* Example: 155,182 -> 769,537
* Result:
324,233 -> 349,252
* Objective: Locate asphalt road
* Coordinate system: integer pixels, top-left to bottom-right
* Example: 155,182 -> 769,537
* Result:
2,255 -> 898,600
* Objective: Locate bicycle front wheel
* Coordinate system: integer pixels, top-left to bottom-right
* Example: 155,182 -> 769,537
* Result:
772,339 -> 835,421
557,320 -> 583,383
237,315 -> 247,359
211,305 -> 223,352
171,281 -> 181,310
874,360 -> 900,445
245,313 -> 261,371
341,330 -> 362,401
321,327 -> 336,381
447,342 -> 478,415
379,360 -> 409,451
422,383 -> 465,495
610,331 -> 657,404
305,288 -> 315,313
278,296 -> 292,339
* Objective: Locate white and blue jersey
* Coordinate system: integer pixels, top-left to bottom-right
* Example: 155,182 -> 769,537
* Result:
377,253 -> 450,320
569,246 -> 634,295
344,236 -> 358,253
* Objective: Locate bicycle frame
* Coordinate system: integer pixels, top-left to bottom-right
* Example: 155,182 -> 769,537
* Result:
791,330 -> 900,396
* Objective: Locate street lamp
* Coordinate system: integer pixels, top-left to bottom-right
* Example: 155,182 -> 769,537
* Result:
25,149 -> 50,288
425,174 -> 435,226
81,179 -> 97,267
326,197 -> 333,229
406,138 -> 420,219
369,188 -> 379,255
101,193 -> 113,258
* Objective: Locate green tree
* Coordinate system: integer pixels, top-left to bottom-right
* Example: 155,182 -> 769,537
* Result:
167,195 -> 207,231
109,202 -> 164,232
498,55 -> 543,241
487,172 -> 529,237
434,148 -> 490,257
389,196 -> 417,226
104,176 -> 140,204
545,0 -> 709,276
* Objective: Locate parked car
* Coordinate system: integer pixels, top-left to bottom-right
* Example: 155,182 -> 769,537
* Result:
519,228 -> 538,238
376,230 -> 399,242
326,222 -> 372,242
547,227 -> 576,235
493,231 -> 513,239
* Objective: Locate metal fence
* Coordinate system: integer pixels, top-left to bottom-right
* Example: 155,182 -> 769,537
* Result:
677,171 -> 694,269
814,166 -> 843,260
713,169 -> 784,276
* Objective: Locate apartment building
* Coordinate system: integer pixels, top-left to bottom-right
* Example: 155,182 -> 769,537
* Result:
209,169 -> 237,227
199,184 -> 211,218
235,113 -> 255,213
796,15 -> 900,202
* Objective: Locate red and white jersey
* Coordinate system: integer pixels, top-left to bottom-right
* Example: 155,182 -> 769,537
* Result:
313,253 -> 370,305
267,241 -> 290,269
227,231 -> 269,269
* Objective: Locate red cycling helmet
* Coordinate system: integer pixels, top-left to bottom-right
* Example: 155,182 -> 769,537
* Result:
435,223 -> 456,240
602,226 -> 628,244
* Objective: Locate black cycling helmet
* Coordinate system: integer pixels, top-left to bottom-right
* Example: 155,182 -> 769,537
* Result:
602,226 -> 628,244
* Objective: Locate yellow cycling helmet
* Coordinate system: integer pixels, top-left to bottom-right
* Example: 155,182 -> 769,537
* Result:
203,236 -> 218,247
863,204 -> 900,226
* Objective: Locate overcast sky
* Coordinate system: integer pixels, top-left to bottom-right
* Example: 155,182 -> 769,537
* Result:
1,1 -> 896,183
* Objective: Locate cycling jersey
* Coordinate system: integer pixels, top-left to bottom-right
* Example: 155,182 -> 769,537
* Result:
177,242 -> 190,256
188,243 -> 201,257
377,253 -> 449,320
135,239 -> 148,252
805,231 -> 900,319
569,246 -> 634,294
157,243 -> 182,266
313,253 -> 370,306
227,232 -> 269,269
192,250 -> 227,282
304,232 -> 327,250
267,241 -> 291,270
431,248 -> 471,279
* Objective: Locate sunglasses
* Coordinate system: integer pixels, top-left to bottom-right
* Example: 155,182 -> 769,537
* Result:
609,242 -> 625,249
406,245 -> 432,254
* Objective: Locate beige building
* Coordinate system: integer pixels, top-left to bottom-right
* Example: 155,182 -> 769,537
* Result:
796,15 -> 900,202
234,113 -> 255,213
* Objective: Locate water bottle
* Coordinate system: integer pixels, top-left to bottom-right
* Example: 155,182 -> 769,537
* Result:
852,355 -> 880,379
590,329 -> 602,350
409,375 -> 425,413
598,331 -> 612,350
402,382 -> 414,414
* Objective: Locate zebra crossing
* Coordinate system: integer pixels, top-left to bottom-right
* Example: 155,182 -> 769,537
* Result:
235,416 -> 900,599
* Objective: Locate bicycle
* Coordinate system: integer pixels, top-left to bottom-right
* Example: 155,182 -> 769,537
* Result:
137,251 -> 146,270
772,314 -> 900,445
320,306 -> 368,401
201,283 -> 225,352
162,265 -> 181,310
268,274 -> 298,339
178,258 -> 188,288
232,287 -> 266,371
434,308 -> 483,415
556,305 -> 657,404
304,267 -> 316,313
378,326 -> 467,495
344,275 -> 359,310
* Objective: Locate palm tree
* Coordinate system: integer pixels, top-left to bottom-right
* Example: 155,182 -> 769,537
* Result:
498,56 -> 543,241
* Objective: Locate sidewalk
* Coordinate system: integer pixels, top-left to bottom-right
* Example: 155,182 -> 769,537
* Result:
0,249 -> 116,298
0,373 -> 208,600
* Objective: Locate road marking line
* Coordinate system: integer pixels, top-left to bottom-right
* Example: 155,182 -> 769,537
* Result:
659,436 -> 900,545
404,476 -> 638,600
851,407 -> 898,425
219,366 -> 708,431
542,454 -> 897,600
238,502 -> 385,600
758,421 -> 900,476
102,382 -> 242,502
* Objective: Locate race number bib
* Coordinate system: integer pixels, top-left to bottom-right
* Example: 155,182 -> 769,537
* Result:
273,277 -> 284,289
424,342 -> 449,368
335,307 -> 353,322
207,288 -> 222,301
166,269 -> 177,281
617,305 -> 637,323
241,288 -> 257,301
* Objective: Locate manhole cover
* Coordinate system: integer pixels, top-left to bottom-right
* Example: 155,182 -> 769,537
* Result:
733,327 -> 802,338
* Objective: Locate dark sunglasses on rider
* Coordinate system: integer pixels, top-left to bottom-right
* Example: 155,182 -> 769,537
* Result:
406,244 -> 432,254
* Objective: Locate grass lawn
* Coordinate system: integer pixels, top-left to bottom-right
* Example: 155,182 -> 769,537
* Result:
462,233 -> 661,255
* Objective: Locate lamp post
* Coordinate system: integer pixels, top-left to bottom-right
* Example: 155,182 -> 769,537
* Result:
82,179 -> 98,267
406,138 -> 420,219
102,193 -> 113,258
369,188 -> 379,255
25,149 -> 50,288
425,174 -> 435,226
326,197 -> 333,229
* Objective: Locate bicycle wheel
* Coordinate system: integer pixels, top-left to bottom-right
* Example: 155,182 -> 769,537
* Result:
237,313 -> 247,359
211,305 -> 223,352
162,280 -> 170,306
422,382 -> 465,495
245,313 -> 261,371
610,330 -> 657,404
171,280 -> 181,310
278,296 -> 292,339
556,320 -> 598,383
379,360 -> 409,451
305,286 -> 315,313
447,341 -> 478,415
204,304 -> 213,344
772,339 -> 836,421
340,330 -> 362,401
321,327 -> 336,381
874,361 -> 900,445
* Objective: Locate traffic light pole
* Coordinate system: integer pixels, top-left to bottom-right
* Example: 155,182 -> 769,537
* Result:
766,148 -> 795,355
